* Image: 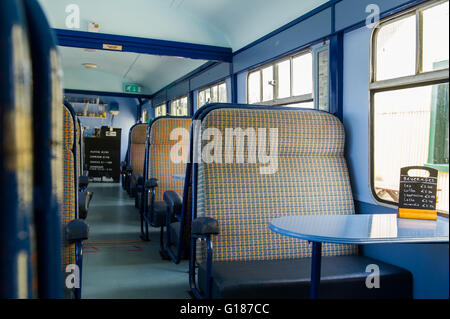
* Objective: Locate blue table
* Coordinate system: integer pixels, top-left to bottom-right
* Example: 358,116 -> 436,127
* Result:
269,214 -> 449,299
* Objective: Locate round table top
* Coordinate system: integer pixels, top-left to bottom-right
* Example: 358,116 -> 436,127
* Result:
269,214 -> 449,244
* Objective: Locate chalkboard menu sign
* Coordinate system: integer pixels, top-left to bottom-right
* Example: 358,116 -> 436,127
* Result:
398,166 -> 438,220
85,127 -> 121,182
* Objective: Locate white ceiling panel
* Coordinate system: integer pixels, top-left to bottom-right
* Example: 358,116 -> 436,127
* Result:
40,0 -> 330,95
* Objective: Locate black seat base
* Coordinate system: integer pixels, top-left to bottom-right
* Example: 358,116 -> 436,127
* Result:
198,255 -> 412,299
149,201 -> 167,227
168,222 -> 189,259
159,249 -> 171,260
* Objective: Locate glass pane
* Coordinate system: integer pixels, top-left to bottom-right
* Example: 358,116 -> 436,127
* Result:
199,90 -> 205,107
277,60 -> 291,99
205,88 -> 211,104
248,71 -> 261,104
422,1 -> 449,72
429,83 -> 449,166
292,53 -> 313,96
373,84 -> 449,213
283,101 -> 314,109
218,83 -> 227,102
182,96 -> 188,115
262,66 -> 274,102
376,15 -> 416,81
211,85 -> 218,102
155,104 -> 166,117
170,100 -> 178,115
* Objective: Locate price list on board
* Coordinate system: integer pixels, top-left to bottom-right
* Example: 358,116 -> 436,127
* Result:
85,127 -> 121,182
398,166 -> 438,220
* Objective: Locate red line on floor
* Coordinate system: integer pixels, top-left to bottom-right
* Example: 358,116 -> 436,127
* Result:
84,246 -> 100,253
127,245 -> 143,252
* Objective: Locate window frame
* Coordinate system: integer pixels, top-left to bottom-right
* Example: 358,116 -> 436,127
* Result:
169,95 -> 189,116
154,103 -> 167,118
197,81 -> 228,107
369,0 -> 449,213
246,49 -> 314,107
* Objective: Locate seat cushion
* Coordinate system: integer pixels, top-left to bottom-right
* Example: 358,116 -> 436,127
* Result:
150,201 -> 167,226
198,256 -> 412,299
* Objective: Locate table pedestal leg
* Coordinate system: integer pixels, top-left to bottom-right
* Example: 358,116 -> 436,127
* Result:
310,241 -> 322,299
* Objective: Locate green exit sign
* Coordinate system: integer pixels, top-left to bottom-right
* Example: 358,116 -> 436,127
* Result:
124,83 -> 142,94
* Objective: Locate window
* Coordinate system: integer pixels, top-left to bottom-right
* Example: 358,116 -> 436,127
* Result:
170,96 -> 188,116
370,0 -> 449,214
141,109 -> 148,122
155,103 -> 166,117
247,50 -> 315,108
198,82 -> 227,107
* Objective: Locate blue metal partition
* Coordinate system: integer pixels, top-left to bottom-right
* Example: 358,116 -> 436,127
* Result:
0,0 -> 35,299
329,32 -> 344,121
55,29 -> 233,62
23,0 -> 64,299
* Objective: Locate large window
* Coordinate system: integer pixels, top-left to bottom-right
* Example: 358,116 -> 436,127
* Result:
370,0 -> 449,214
247,50 -> 315,108
198,82 -> 227,107
155,103 -> 166,118
170,96 -> 188,116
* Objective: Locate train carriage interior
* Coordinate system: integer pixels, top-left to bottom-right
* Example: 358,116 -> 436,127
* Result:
0,0 -> 449,306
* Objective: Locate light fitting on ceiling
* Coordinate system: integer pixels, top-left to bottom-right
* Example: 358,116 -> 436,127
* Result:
83,63 -> 97,69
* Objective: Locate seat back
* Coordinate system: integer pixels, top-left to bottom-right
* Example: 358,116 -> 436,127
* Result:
21,0 -> 65,298
62,104 -> 77,297
129,123 -> 148,189
194,105 -> 357,263
146,117 -> 191,202
0,0 -> 35,298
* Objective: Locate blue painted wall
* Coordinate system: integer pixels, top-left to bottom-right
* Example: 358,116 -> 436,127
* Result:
343,27 -> 449,299
66,94 -> 138,161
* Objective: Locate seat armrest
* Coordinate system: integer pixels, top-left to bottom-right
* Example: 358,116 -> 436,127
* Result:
78,191 -> 93,219
79,175 -> 89,188
192,217 -> 219,236
163,191 -> 183,219
65,219 -> 89,242
145,178 -> 158,189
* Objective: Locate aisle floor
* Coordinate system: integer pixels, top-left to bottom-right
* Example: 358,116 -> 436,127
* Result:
81,183 -> 190,299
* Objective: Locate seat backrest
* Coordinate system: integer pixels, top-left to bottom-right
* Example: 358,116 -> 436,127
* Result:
130,123 -> 148,186
0,0 -> 35,298
147,117 -> 191,202
62,104 -> 76,296
195,106 -> 357,262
